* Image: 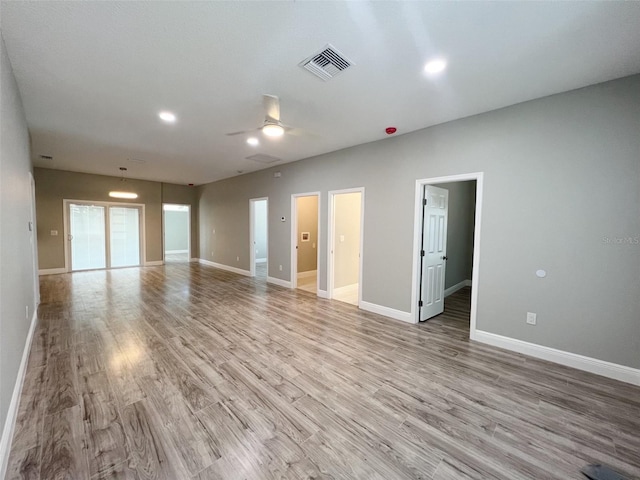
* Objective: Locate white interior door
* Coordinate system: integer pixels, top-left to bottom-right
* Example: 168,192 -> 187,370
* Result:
420,185 -> 449,321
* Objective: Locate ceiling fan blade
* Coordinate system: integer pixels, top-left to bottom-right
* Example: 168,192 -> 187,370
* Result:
263,94 -> 280,122
226,128 -> 258,136
280,124 -> 319,138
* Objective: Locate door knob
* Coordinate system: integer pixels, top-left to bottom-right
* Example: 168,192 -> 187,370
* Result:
441,256 -> 448,260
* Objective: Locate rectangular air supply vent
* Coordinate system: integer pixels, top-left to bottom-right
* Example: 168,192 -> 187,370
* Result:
245,154 -> 281,164
299,44 -> 353,81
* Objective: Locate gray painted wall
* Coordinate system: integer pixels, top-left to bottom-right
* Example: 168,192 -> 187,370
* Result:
296,196 -> 318,273
0,35 -> 38,449
164,210 -> 189,252
198,75 -> 640,369
34,169 -> 198,268
438,181 -> 476,290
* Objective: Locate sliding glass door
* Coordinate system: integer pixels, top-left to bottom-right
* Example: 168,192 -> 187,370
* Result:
110,207 -> 141,268
67,201 -> 143,271
69,204 -> 107,270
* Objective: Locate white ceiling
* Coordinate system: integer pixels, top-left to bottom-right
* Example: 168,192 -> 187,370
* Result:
2,1 -> 640,185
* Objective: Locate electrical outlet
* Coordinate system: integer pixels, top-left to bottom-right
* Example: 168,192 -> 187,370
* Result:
236,256 -> 240,262
526,312 -> 537,325
279,265 -> 283,271
25,306 -> 29,319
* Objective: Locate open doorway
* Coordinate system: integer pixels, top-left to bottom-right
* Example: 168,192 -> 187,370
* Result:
411,172 -> 484,338
163,204 -> 190,263
328,188 -> 364,306
250,198 -> 268,280
291,193 -> 320,294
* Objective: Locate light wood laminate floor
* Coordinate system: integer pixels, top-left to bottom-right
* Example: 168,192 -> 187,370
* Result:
6,263 -> 640,479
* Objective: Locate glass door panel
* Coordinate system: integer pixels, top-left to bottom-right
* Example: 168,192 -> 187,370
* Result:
109,206 -> 141,268
70,204 -> 106,271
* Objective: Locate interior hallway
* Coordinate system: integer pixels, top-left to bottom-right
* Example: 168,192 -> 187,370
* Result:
6,265 -> 640,479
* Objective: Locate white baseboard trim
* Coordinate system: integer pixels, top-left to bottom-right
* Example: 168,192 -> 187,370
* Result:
256,258 -> 267,264
165,249 -> 189,254
0,308 -> 38,479
198,259 -> 251,277
297,269 -> 317,279
473,330 -> 640,387
444,279 -> 472,297
317,289 -> 329,299
38,267 -> 66,276
267,276 -> 292,288
144,260 -> 164,267
359,300 -> 414,324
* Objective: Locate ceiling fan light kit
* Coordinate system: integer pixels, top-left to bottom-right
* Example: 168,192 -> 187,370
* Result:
262,123 -> 285,137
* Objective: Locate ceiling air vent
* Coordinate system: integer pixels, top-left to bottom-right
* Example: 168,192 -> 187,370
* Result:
245,154 -> 281,164
299,44 -> 353,81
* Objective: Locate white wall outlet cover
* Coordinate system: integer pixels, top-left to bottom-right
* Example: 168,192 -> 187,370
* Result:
536,269 -> 547,278
526,312 -> 537,325
50,230 -> 58,236
340,235 -> 345,242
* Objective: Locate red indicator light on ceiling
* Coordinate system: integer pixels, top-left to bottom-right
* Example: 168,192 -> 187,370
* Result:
385,127 -> 397,135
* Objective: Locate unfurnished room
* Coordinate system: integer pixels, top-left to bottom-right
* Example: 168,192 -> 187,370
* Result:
1,2 -> 639,479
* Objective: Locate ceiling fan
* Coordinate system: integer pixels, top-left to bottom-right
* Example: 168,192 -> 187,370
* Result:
226,94 -> 292,138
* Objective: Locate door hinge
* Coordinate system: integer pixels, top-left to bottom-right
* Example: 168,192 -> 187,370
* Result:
420,250 -> 425,257
423,198 -> 427,206
419,300 -> 423,307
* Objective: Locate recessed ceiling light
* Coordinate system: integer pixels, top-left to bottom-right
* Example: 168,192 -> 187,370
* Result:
246,137 -> 259,146
158,111 -> 176,123
424,59 -> 447,75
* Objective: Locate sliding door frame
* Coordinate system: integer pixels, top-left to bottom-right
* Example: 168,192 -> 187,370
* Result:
63,199 -> 146,272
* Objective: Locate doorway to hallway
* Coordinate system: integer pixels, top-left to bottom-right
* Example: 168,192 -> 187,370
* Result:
291,193 -> 320,294
328,188 -> 364,306
163,204 -> 191,263
412,172 -> 483,338
250,198 -> 268,280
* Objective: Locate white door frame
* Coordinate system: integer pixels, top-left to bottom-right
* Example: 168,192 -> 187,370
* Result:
410,173 -> 483,339
63,199 -> 146,272
327,187 -> 365,306
162,203 -> 191,262
290,192 -> 320,291
249,197 -> 268,277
